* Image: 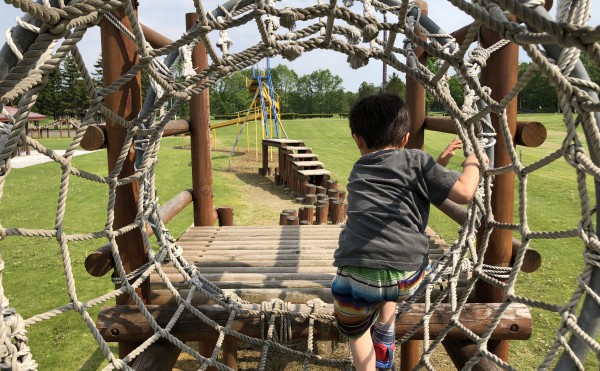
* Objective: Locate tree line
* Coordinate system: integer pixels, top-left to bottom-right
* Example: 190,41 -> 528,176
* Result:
32,56 -> 600,119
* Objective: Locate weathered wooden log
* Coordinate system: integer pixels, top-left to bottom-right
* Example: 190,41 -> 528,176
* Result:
216,206 -> 234,227
85,189 -> 193,276
96,303 -> 532,343
140,23 -> 174,49
304,194 -> 317,205
443,340 -> 503,371
316,202 -> 329,225
80,120 -> 190,151
130,341 -> 181,371
424,117 -> 547,148
80,124 -> 107,151
285,216 -> 299,225
436,199 -> 542,273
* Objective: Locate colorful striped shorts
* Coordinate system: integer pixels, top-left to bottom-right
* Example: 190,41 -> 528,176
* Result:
331,265 -> 428,338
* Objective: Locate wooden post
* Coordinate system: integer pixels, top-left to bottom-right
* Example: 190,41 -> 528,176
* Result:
99,3 -> 151,360
187,13 -> 217,369
187,13 -> 215,227
475,11 -> 519,363
402,1 -> 428,368
216,206 -> 234,226
316,201 -> 329,225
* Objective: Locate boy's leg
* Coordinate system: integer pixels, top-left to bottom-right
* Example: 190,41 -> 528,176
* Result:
349,329 -> 375,371
372,301 -> 397,370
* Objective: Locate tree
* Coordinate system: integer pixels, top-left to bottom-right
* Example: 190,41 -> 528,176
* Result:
447,75 -> 464,108
385,73 -> 406,98
210,70 -> 252,115
92,55 -> 103,90
270,64 -> 298,112
357,81 -> 378,100
580,53 -> 600,87
34,66 -> 63,119
61,55 -> 90,119
518,62 -> 558,112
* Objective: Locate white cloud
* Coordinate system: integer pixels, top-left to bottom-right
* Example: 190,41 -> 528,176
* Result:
0,1 -> 599,92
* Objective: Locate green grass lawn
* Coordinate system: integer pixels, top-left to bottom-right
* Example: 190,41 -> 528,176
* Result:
0,113 -> 597,369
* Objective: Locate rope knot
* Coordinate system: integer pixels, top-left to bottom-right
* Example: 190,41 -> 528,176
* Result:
281,44 -> 303,61
362,23 -> 379,43
280,8 -> 298,30
347,48 -> 370,69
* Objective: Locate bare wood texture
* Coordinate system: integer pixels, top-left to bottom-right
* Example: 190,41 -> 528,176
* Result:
477,14 -> 520,362
85,190 -> 193,276
437,199 -> 542,273
80,124 -> 107,151
80,120 -> 190,151
403,1 -> 428,366
130,341 -> 181,371
216,206 -> 234,226
424,117 -> 546,148
443,340 -> 503,371
100,4 -> 147,358
140,23 -> 174,49
150,225 -> 450,305
96,303 -> 532,342
187,13 -> 214,227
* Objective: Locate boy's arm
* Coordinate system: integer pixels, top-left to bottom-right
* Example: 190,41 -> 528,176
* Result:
447,153 -> 482,204
437,138 -> 462,167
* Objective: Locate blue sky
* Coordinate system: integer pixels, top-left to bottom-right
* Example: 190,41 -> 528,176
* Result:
1,1 -> 599,91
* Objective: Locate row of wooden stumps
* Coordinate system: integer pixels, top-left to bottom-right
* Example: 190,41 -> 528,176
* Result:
281,179 -> 348,225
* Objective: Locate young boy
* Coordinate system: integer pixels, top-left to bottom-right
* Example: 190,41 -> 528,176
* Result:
331,93 -> 483,371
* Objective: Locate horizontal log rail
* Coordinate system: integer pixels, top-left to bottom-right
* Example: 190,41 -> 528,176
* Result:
424,116 -> 547,148
140,23 -> 174,49
436,199 -> 542,273
85,189 -> 193,276
97,302 -> 531,343
80,120 -> 190,151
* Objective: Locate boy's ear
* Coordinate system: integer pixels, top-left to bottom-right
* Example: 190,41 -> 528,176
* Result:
352,134 -> 369,153
401,132 -> 410,147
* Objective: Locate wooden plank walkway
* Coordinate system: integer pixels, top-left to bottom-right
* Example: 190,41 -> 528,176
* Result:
150,225 -> 450,305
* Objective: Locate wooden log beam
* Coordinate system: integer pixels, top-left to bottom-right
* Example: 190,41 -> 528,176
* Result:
85,189 -> 193,276
140,23 -> 174,49
80,120 -> 190,151
130,341 -> 181,371
436,199 -> 542,273
96,303 -> 532,343
404,1 -> 429,367
424,116 -> 547,148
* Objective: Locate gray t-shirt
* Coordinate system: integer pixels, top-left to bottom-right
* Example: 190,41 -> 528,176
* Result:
333,148 -> 460,271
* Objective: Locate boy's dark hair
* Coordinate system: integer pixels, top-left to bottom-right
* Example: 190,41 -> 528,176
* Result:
348,93 -> 410,149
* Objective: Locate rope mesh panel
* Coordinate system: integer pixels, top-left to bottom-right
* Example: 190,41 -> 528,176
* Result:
0,0 -> 599,369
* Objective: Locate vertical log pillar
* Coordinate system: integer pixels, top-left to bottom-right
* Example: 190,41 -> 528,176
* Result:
187,13 -> 215,227
475,14 -> 519,363
187,13 -> 218,370
100,4 -> 150,359
402,1 -> 427,369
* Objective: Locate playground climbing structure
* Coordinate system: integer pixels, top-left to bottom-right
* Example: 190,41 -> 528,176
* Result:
0,0 -> 599,370
211,58 -> 286,160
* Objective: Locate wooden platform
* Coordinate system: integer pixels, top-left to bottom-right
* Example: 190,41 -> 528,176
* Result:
150,225 -> 451,305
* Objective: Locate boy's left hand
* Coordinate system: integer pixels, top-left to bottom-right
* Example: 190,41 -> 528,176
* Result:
437,138 -> 462,167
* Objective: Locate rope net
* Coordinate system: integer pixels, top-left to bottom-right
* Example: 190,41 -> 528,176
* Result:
0,0 -> 599,369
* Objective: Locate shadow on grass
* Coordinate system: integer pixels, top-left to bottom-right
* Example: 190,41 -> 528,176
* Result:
233,171 -> 294,201
79,347 -> 109,370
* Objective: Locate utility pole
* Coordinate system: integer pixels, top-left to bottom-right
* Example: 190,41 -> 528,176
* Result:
382,11 -> 388,92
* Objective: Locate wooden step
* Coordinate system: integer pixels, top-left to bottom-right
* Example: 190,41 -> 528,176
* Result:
297,169 -> 331,176
291,160 -> 323,168
282,146 -> 312,152
263,139 -> 304,147
287,153 -> 319,159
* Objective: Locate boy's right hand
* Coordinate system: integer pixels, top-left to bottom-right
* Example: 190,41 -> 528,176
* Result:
437,138 -> 462,167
